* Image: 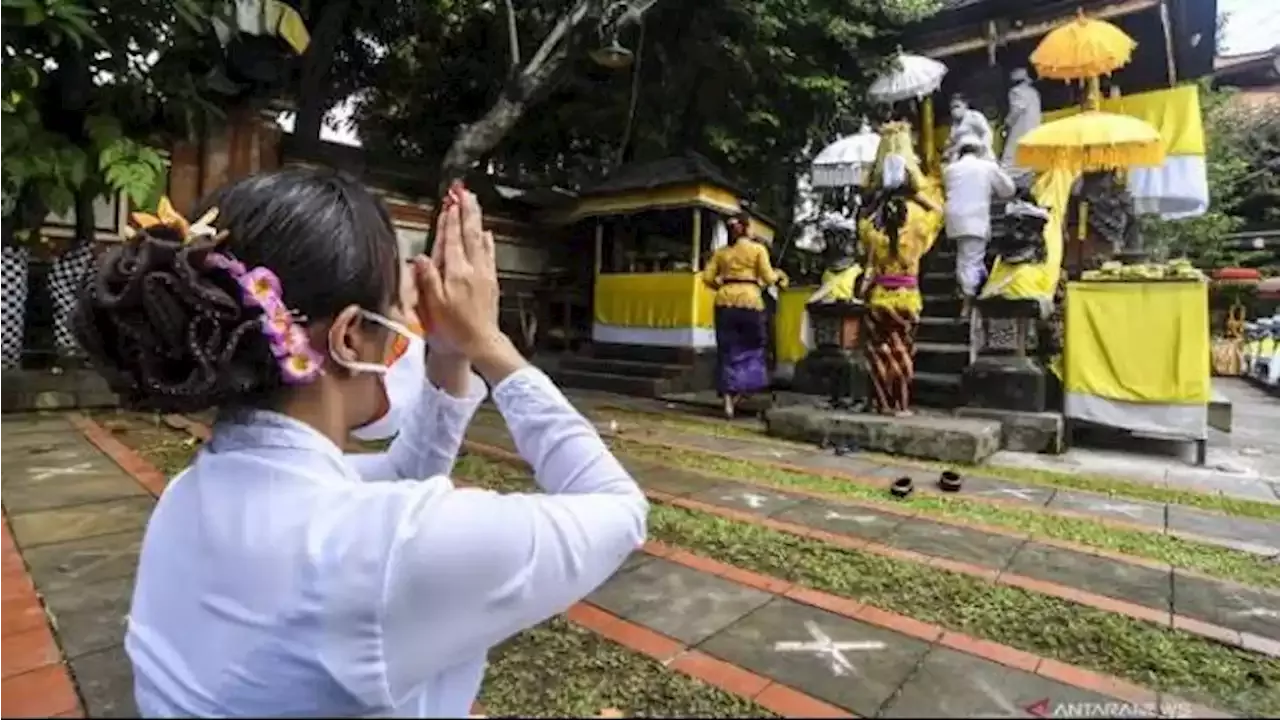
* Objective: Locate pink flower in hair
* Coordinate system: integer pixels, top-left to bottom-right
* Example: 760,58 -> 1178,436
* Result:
205,253 -> 247,277
280,348 -> 324,385
261,303 -> 295,349
239,267 -> 282,308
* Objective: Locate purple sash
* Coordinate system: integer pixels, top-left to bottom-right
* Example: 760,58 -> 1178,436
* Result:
875,274 -> 918,290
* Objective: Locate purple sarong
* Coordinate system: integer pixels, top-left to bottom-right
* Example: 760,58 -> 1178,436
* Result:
714,306 -> 769,395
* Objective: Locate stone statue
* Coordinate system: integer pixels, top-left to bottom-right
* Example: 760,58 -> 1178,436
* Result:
995,189 -> 1050,266
1001,68 -> 1042,175
792,218 -> 868,410
944,94 -> 995,162
1079,171 -> 1140,259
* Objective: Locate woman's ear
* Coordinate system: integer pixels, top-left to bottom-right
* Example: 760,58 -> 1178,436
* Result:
327,304 -> 366,368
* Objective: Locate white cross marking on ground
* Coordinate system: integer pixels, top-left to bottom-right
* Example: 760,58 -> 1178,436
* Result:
1232,607 -> 1280,619
773,621 -> 885,676
28,462 -> 94,481
731,492 -> 770,509
981,488 -> 1040,502
1091,502 -> 1148,519
824,511 -> 881,524
971,676 -> 1022,718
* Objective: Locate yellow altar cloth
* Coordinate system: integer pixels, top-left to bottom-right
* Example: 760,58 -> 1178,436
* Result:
774,287 -> 814,368
1065,281 -> 1210,405
592,273 -> 716,348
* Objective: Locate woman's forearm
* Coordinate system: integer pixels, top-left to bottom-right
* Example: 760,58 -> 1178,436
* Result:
427,350 -> 474,399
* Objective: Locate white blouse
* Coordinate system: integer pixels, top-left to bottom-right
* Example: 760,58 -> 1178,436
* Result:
125,367 -> 648,717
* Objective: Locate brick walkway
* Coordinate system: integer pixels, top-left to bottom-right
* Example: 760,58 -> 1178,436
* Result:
2,415 -> 148,718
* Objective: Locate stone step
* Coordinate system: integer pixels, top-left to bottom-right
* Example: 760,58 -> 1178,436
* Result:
915,342 -> 972,376
765,404 -> 1002,463
552,369 -> 666,398
560,355 -> 688,380
919,271 -> 956,295
922,294 -> 963,316
913,371 -> 963,409
918,316 -> 971,344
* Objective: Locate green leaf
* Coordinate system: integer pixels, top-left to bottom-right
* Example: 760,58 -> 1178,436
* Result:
85,115 -> 123,145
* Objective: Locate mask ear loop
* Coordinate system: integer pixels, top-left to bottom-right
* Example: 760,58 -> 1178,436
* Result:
330,310 -> 420,375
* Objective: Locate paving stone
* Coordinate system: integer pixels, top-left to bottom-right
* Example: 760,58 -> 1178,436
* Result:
1165,506 -> 1280,556
1172,573 -> 1280,640
0,431 -> 105,461
697,596 -> 931,717
588,557 -> 772,645
9,495 -> 152,550
1006,542 -> 1172,613
0,416 -> 77,435
68,645 -> 139,718
614,551 -> 654,577
771,500 -> 906,541
795,452 -> 893,480
624,461 -> 720,497
41,575 -> 135,620
54,600 -> 130,659
1,445 -> 127,487
1044,489 -> 1166,528
955,476 -> 1058,506
0,474 -> 145,513
22,530 -> 143,595
688,482 -> 806,517
885,518 -> 1026,569
880,647 -> 1124,718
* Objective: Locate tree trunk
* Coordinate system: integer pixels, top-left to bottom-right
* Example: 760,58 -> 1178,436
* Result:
438,94 -> 529,192
294,0 -> 353,143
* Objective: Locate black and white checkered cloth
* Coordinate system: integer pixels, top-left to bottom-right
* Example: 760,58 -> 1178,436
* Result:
48,241 -> 94,356
2,246 -> 30,369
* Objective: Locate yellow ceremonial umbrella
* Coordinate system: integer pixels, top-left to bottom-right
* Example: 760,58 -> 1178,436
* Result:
1029,9 -> 1136,81
1013,110 -> 1165,173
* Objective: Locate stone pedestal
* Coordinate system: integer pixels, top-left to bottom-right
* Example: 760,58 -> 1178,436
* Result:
962,355 -> 1047,412
792,301 -> 868,409
765,404 -> 1002,463
964,298 -> 1048,413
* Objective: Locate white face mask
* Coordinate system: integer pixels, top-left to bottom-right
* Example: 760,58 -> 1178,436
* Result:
332,310 -> 425,441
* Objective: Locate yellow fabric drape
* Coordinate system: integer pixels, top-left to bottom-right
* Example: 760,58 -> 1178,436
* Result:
774,287 -> 814,365
1065,281 -> 1211,403
1042,85 -> 1205,156
594,273 -> 710,329
982,165 -> 1078,302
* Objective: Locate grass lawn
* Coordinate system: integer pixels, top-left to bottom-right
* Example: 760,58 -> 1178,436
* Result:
90,412 -> 773,719
458,455 -> 1280,718
564,404 -> 1280,522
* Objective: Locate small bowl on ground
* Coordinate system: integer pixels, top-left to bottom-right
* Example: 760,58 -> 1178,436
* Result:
890,476 -> 914,498
938,470 -> 963,493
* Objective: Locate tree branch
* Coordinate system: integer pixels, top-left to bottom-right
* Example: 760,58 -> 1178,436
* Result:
522,0 -> 592,79
503,0 -> 521,68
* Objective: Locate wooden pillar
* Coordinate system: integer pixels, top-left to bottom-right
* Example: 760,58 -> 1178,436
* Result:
594,220 -> 603,275
690,207 -> 702,271
921,97 -> 936,174
1158,0 -> 1178,87
167,140 -> 202,216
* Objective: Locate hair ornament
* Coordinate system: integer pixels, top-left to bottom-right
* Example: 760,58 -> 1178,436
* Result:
126,196 -> 324,385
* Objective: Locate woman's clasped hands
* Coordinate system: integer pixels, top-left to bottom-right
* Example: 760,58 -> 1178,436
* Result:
412,181 -> 523,381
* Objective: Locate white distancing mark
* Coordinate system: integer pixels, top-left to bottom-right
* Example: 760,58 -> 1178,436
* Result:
980,488 -> 1040,502
824,510 -> 882,525
1090,502 -> 1149,520
1232,607 -> 1280,620
773,620 -> 885,677
728,492 -> 771,509
28,462 -> 94,481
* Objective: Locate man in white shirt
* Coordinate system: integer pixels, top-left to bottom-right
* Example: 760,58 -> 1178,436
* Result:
1001,67 -> 1042,175
944,94 -> 995,163
943,135 -> 1016,316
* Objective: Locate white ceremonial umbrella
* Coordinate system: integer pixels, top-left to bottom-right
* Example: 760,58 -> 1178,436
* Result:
810,123 -> 881,188
869,52 -> 948,104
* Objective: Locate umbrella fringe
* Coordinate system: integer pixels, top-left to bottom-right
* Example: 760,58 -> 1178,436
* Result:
1015,143 -> 1166,173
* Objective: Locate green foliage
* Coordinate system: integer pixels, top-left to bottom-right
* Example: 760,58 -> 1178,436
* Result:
1142,83 -> 1280,270
351,0 -> 939,220
1,0 -> 215,245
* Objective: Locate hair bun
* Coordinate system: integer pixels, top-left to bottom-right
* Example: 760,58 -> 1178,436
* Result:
73,227 -> 282,414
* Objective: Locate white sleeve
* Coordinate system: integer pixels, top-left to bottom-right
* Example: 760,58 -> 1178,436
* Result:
378,367 -> 648,702
990,163 -> 1017,199
343,372 -> 488,482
